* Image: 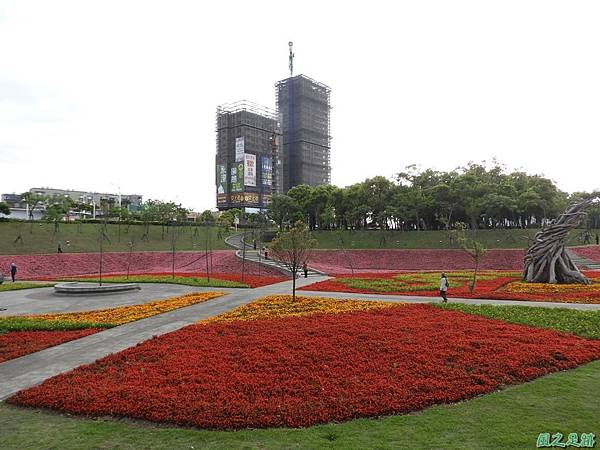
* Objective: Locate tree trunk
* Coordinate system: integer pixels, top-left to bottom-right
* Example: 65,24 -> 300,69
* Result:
470,258 -> 479,293
524,199 -> 596,284
292,270 -> 296,302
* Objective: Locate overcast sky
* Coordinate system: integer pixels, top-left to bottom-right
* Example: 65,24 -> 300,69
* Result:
1,1 -> 599,211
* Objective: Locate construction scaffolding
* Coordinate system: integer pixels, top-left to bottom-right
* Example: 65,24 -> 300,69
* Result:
215,101 -> 282,212
275,74 -> 332,191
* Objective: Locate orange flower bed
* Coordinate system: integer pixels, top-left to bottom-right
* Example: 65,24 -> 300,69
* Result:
202,294 -> 398,324
18,292 -> 224,326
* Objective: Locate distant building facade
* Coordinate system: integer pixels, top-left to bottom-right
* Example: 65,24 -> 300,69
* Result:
275,74 -> 331,191
215,101 -> 282,212
29,188 -> 143,212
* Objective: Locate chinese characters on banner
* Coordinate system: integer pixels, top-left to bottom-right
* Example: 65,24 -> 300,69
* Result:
244,153 -> 256,187
230,162 -> 244,192
230,192 -> 259,204
216,165 -> 227,194
235,137 -> 244,162
261,156 -> 272,186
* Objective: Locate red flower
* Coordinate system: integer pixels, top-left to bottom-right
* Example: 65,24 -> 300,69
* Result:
0,329 -> 101,363
9,305 -> 600,429
308,249 -> 525,275
0,251 -> 283,280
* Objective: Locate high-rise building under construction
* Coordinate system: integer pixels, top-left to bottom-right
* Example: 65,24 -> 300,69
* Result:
275,74 -> 331,191
215,101 -> 282,212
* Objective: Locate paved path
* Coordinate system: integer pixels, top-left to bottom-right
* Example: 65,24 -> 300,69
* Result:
298,290 -> 600,310
225,232 -> 325,277
0,283 -> 242,316
0,275 -> 327,400
3,273 -> 600,400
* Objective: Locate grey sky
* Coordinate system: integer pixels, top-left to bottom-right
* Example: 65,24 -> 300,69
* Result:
1,1 -> 599,211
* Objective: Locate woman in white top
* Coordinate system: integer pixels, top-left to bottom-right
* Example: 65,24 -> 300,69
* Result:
440,273 -> 449,303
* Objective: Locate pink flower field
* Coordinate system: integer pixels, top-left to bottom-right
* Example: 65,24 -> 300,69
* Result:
308,249 -> 526,274
0,251 -> 283,280
572,246 -> 600,264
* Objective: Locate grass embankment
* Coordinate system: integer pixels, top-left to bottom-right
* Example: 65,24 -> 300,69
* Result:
2,305 -> 600,448
311,228 -> 590,249
0,222 -> 232,255
0,282 -> 54,292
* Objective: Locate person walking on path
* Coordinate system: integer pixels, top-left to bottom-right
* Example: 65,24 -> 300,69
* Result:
10,263 -> 17,282
302,262 -> 309,278
440,272 -> 449,303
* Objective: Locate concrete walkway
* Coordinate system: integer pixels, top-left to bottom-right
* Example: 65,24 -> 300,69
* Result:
0,275 -> 327,400
2,273 -> 600,400
0,283 -> 242,316
298,290 -> 600,310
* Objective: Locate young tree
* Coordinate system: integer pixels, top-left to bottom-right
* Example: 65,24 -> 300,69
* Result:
269,222 -> 317,302
455,222 -> 488,293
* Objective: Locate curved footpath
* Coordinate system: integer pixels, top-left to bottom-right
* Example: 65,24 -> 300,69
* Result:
2,276 -> 600,401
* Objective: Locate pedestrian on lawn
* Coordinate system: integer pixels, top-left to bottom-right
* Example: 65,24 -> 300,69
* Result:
596,233 -> 599,245
253,239 -> 257,250
302,262 -> 308,278
58,243 -> 63,253
10,263 -> 17,282
440,272 -> 449,303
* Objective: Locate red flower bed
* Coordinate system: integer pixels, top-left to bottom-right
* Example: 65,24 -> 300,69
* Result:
0,251 -> 283,280
9,305 -> 600,429
0,329 -> 101,363
309,249 -> 525,274
572,246 -> 600,264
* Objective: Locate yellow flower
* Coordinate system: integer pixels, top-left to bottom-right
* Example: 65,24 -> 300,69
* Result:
202,295 -> 399,324
18,292 -> 224,326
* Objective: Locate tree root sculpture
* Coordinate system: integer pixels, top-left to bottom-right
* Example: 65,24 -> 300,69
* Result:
524,199 -> 596,284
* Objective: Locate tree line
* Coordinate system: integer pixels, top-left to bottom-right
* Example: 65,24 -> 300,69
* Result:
267,162 -> 600,231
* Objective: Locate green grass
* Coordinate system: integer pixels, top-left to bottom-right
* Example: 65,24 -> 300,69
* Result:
1,358 -> 599,449
0,222 -> 232,255
0,317 -> 108,332
311,228 -> 591,249
58,275 -> 248,288
0,282 -> 54,292
437,303 -> 600,339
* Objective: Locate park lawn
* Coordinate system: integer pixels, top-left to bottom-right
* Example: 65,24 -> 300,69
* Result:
0,222 -> 232,255
0,282 -> 54,292
57,274 -> 248,289
436,303 -> 600,339
0,359 -> 598,449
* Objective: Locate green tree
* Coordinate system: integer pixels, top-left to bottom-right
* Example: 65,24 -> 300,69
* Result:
269,222 -> 317,302
287,185 -> 314,227
0,202 -> 10,216
455,222 -> 488,293
199,210 -> 215,224
268,194 -> 300,230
